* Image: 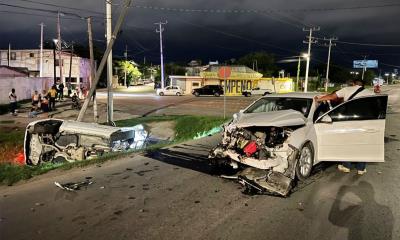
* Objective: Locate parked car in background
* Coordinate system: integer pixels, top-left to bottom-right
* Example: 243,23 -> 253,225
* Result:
242,87 -> 273,97
156,86 -> 184,96
209,92 -> 388,196
192,85 -> 224,97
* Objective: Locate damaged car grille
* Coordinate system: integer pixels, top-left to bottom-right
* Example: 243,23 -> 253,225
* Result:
209,125 -> 299,197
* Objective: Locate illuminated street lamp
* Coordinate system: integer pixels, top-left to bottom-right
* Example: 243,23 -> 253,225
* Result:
385,73 -> 390,84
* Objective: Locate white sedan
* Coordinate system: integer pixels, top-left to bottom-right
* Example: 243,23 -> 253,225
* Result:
156,86 -> 184,96
209,92 -> 388,196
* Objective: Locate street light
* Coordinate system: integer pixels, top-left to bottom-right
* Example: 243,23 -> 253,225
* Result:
385,73 -> 389,84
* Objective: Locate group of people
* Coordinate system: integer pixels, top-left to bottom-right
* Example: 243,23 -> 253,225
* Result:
8,81 -> 84,117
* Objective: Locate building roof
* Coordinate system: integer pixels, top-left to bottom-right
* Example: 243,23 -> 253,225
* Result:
0,65 -> 29,77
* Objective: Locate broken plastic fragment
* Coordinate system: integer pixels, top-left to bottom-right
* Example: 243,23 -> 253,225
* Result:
54,180 -> 94,191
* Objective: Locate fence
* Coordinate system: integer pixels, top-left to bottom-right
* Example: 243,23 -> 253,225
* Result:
0,77 -> 53,104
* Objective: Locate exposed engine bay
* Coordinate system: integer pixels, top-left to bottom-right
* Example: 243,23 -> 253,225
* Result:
25,119 -> 147,165
209,124 -> 301,196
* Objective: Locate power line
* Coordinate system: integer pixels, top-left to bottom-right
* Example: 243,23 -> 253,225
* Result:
15,0 -> 104,16
129,3 -> 400,14
336,40 -> 400,47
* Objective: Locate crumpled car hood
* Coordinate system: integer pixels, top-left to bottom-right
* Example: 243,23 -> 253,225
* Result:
234,110 -> 306,128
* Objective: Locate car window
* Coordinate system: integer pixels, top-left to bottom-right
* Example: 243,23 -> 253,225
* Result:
244,97 -> 313,117
166,87 -> 170,90
325,96 -> 387,122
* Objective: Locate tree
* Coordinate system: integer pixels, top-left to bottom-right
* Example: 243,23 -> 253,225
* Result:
115,60 -> 142,86
237,52 -> 277,77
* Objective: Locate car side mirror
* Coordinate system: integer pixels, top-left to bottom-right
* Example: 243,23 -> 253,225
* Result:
319,115 -> 333,123
239,109 -> 244,113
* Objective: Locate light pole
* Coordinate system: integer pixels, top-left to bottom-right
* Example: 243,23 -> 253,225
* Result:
385,73 -> 389,84
53,39 -> 58,85
303,27 -> 320,92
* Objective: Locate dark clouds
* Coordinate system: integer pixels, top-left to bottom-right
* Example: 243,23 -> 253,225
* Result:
0,0 -> 399,69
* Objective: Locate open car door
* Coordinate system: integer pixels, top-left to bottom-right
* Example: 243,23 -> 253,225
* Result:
314,95 -> 388,163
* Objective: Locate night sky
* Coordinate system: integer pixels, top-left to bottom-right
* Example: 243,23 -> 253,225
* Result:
1,0 -> 400,71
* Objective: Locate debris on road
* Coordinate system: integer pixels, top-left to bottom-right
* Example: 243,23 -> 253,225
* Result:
55,179 -> 94,191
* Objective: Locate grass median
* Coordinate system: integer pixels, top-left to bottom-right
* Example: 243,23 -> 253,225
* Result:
0,115 -> 228,186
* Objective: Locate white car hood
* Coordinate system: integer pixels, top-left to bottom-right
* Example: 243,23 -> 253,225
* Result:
234,110 -> 306,128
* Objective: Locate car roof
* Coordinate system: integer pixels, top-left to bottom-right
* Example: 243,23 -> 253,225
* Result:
262,92 -> 321,99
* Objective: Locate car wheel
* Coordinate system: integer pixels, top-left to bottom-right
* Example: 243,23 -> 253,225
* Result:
214,92 -> 220,97
245,92 -> 251,97
194,92 -> 200,97
176,92 -> 182,96
263,92 -> 271,96
159,92 -> 164,96
295,142 -> 314,181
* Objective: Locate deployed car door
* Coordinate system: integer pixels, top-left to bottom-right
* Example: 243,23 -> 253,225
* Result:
314,95 -> 388,162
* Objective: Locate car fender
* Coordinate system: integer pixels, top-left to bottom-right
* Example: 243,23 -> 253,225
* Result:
287,124 -> 318,164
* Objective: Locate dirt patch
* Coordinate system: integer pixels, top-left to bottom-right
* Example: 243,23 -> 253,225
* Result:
147,121 -> 176,141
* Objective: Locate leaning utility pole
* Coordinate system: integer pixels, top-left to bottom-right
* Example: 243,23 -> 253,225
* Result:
57,11 -> 63,85
106,0 -> 114,124
87,17 -> 99,122
303,27 -> 320,92
323,37 -> 337,92
124,44 -> 128,87
39,23 -> 45,77
155,21 -> 167,89
77,0 -> 132,122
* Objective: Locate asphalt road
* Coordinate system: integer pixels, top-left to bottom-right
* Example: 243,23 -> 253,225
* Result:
96,93 -> 257,117
1,86 -> 399,240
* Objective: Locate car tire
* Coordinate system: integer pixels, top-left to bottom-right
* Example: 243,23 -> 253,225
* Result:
295,142 -> 314,181
214,92 -> 220,97
245,92 -> 251,97
194,92 -> 200,97
263,92 -> 271,96
159,92 -> 164,96
176,92 -> 182,96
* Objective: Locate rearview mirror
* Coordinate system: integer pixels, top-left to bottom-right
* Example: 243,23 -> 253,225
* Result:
320,115 -> 333,123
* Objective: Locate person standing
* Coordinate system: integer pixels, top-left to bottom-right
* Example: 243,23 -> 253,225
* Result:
58,82 -> 64,101
48,86 -> 57,111
8,88 -> 17,116
32,90 -> 40,110
314,79 -> 374,175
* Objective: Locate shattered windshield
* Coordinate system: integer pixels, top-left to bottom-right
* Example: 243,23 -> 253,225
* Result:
244,97 -> 313,117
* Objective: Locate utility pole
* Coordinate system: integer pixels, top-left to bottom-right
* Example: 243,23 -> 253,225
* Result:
77,0 -> 132,122
124,44 -> 128,87
87,17 -> 99,122
361,55 -> 367,81
303,27 -> 320,92
323,37 -> 337,92
7,43 -> 11,67
57,11 -> 63,85
106,0 -> 114,124
68,42 -> 74,85
39,23 -> 45,77
296,56 -> 301,91
155,21 -> 167,89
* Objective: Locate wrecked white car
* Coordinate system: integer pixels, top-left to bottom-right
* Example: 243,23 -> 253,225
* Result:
24,119 -> 148,165
209,93 -> 388,196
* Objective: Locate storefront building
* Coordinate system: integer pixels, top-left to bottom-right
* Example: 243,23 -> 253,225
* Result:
169,65 -> 294,95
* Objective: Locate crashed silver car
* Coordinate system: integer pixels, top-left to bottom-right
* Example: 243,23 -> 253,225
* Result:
24,119 -> 147,165
209,93 -> 388,196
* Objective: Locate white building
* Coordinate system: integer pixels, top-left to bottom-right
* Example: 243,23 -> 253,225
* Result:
0,49 -> 91,89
